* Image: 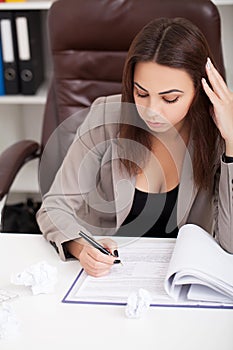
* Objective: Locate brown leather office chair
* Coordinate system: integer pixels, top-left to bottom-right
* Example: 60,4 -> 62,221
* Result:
0,0 -> 225,227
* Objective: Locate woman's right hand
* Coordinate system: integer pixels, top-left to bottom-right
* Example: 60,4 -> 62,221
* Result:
65,238 -> 119,277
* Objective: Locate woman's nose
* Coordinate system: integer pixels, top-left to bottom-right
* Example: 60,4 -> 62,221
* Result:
147,99 -> 163,117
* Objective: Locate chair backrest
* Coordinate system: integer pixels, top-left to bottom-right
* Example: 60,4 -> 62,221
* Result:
40,0 -> 224,193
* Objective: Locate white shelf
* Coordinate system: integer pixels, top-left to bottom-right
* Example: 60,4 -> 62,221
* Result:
212,0 -> 233,4
0,1 -> 53,10
0,81 -> 48,105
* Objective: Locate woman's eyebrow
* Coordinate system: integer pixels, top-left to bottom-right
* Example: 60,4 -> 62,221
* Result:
134,82 -> 148,92
134,82 -> 184,95
159,89 -> 184,95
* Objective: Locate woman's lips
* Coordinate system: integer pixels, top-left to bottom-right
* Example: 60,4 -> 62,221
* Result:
147,120 -> 165,128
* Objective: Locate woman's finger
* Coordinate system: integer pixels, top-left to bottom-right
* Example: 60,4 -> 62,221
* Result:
205,58 -> 229,100
79,243 -> 117,275
86,245 -> 115,264
99,238 -> 118,255
201,78 -> 219,106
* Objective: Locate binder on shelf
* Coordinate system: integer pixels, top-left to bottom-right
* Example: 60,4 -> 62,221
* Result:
0,11 -> 20,95
0,37 -> 5,96
14,10 -> 44,95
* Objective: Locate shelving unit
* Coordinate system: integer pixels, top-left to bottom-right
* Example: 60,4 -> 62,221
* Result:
0,0 -> 232,202
0,1 -> 53,200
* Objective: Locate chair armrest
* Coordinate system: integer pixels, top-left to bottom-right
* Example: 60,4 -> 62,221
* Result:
0,140 -> 40,200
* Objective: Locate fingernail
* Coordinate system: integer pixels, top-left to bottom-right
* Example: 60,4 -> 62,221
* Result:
202,77 -> 207,84
114,259 -> 121,264
113,249 -> 119,257
206,57 -> 211,70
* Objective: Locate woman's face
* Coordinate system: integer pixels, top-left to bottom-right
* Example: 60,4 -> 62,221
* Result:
133,61 -> 195,134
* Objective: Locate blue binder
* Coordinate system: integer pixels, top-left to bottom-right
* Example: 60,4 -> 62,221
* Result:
0,11 -> 20,95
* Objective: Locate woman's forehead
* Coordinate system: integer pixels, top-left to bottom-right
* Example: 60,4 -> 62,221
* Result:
134,61 -> 194,93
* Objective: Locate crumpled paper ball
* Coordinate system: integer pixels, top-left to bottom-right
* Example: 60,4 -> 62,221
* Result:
0,303 -> 20,339
125,288 -> 152,318
11,260 -> 58,295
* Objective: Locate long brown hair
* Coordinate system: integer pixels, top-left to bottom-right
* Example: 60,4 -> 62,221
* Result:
120,17 -> 223,191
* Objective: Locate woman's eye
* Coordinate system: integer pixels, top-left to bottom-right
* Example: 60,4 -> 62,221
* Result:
135,91 -> 148,98
163,97 -> 179,104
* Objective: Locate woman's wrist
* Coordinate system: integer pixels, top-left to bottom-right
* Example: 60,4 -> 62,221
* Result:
64,239 -> 83,259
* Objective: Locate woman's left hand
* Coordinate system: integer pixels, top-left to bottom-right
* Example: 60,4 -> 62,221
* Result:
202,58 -> 233,152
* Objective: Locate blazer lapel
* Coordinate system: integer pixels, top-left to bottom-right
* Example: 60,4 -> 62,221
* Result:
111,141 -> 135,229
177,139 -> 198,227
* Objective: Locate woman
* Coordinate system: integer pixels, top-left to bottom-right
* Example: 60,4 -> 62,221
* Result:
37,17 -> 233,277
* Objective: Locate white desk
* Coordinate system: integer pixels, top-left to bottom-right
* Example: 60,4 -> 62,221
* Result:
1,234 -> 233,350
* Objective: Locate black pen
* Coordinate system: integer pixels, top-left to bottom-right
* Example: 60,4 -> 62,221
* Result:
79,230 -> 122,264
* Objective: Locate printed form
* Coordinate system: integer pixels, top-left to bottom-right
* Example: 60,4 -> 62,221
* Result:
62,237 -> 176,305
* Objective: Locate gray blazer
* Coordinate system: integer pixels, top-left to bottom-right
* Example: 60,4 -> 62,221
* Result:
37,94 -> 233,260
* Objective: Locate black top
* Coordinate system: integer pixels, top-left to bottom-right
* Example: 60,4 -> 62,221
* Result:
117,185 -> 179,238
222,153 -> 233,163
